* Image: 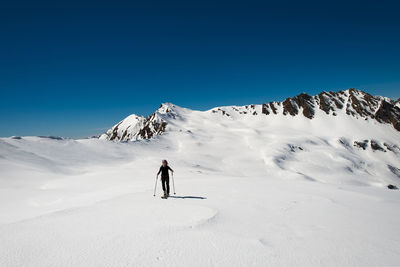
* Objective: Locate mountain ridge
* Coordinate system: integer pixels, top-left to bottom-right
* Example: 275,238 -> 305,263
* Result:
100,88 -> 400,142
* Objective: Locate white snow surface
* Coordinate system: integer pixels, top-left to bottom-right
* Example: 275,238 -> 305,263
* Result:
1,102 -> 400,266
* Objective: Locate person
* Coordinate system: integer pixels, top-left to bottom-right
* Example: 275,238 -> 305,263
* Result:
157,160 -> 174,198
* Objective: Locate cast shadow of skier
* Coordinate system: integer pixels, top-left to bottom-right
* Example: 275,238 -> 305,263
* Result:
168,196 -> 207,200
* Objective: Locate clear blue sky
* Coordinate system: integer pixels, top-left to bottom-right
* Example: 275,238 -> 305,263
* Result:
1,0 -> 399,138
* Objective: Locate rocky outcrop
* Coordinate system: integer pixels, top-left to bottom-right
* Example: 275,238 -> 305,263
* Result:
384,143 -> 400,153
282,93 -> 315,118
210,88 -> 400,132
352,140 -> 400,154
354,140 -> 368,150
137,114 -> 167,140
374,100 -> 400,131
387,184 -> 398,190
100,103 -> 176,141
370,140 -> 386,152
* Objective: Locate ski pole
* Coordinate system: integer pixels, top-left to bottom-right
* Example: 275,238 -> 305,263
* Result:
172,172 -> 176,195
153,175 -> 158,196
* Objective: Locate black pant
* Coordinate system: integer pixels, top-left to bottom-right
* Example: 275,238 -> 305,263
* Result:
161,175 -> 170,194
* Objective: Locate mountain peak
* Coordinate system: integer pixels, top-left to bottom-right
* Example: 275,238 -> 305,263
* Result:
100,89 -> 400,142
157,102 -> 177,114
99,104 -> 176,141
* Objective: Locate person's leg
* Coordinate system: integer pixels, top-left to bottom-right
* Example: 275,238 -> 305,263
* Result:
161,177 -> 166,194
166,176 -> 170,195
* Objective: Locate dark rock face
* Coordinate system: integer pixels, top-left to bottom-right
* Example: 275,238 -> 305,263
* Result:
137,117 -> 167,139
370,140 -> 386,152
345,89 -> 379,117
354,140 -> 368,150
259,102 -> 279,115
353,140 -> 400,153
282,93 -> 315,119
264,89 -> 400,132
133,111 -> 169,140
261,103 -> 269,115
109,121 -> 123,141
374,100 -> 400,131
317,91 -> 344,115
212,108 -> 231,116
387,184 -> 398,190
270,102 -> 278,114
384,143 -> 400,153
320,91 -> 345,115
344,89 -> 400,131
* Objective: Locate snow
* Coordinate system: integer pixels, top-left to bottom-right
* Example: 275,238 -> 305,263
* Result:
1,102 -> 400,266
99,114 -> 144,141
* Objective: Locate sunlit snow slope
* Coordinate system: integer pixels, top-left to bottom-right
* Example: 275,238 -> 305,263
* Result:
1,89 -> 400,266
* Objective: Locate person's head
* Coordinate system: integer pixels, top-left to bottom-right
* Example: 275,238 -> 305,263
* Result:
162,160 -> 168,166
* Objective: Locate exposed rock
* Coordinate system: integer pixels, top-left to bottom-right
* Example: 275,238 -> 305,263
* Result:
384,143 -> 399,153
109,121 -> 123,141
138,120 -> 167,139
354,140 -> 368,150
387,184 -> 398,190
261,103 -> 270,115
282,93 -> 315,119
317,92 -> 332,114
294,93 -> 315,119
370,140 -> 386,152
282,98 -> 298,116
277,89 -> 399,128
212,108 -> 230,117
269,102 -> 278,114
374,100 -> 400,131
317,91 -> 344,115
345,89 -> 379,118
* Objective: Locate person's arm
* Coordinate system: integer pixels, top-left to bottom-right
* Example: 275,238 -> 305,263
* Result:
157,166 -> 161,176
168,166 -> 174,173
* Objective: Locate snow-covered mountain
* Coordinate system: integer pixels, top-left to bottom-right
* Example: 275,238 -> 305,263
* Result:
1,88 -> 400,266
100,88 -> 400,142
98,88 -> 400,187
99,104 -> 172,141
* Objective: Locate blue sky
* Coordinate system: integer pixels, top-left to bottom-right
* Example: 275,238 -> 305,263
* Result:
1,0 -> 399,138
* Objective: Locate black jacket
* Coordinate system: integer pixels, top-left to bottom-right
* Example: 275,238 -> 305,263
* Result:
158,165 -> 172,177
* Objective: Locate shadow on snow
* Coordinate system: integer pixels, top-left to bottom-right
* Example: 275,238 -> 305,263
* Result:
168,195 -> 207,200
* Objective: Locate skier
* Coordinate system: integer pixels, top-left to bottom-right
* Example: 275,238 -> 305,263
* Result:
157,160 -> 174,198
